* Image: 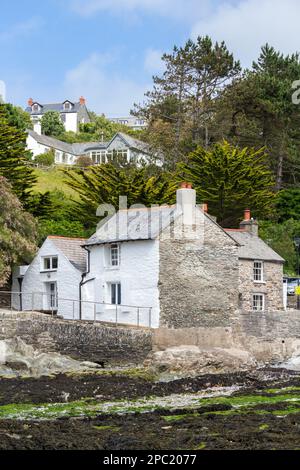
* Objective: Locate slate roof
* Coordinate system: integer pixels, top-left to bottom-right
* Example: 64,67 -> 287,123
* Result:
111,133 -> 152,155
28,130 -> 108,156
48,236 -> 87,272
26,101 -> 82,115
84,206 -> 181,246
225,230 -> 285,263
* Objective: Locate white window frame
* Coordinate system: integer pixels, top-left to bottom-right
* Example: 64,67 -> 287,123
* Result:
110,244 -> 120,267
253,260 -> 264,283
252,293 -> 265,312
109,282 -> 122,305
42,256 -> 58,272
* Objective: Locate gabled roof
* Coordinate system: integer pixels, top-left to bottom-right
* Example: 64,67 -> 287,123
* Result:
26,101 -> 83,115
84,206 -> 181,246
48,236 -> 87,272
28,130 -> 74,154
108,132 -> 152,155
225,230 -> 285,263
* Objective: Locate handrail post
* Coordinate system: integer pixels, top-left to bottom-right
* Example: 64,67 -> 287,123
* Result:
94,303 -> 97,323
31,292 -> 34,313
115,303 -> 118,326
149,307 -> 152,328
72,301 -> 75,320
137,308 -> 140,328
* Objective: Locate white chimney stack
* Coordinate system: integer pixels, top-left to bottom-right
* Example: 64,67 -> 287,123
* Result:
176,182 -> 197,225
33,121 -> 42,135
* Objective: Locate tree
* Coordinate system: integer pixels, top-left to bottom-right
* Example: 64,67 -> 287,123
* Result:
41,111 -> 65,137
178,141 -> 275,226
216,45 -> 300,189
0,177 -> 37,286
133,36 -> 241,168
259,219 -> 300,275
35,148 -> 55,166
0,105 -> 37,207
275,189 -> 300,223
2,103 -> 32,131
63,164 -> 176,228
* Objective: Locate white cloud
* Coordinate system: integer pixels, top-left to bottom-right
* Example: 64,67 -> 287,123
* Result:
191,0 -> 300,67
63,52 -> 149,115
144,49 -> 164,75
70,0 -> 211,22
0,17 -> 41,42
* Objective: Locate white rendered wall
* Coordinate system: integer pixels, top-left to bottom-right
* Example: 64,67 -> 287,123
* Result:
12,239 -> 83,319
26,134 -> 50,158
64,113 -> 78,132
82,239 -> 160,328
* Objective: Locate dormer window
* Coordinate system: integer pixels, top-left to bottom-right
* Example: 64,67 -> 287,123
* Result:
32,104 -> 40,113
63,101 -> 72,111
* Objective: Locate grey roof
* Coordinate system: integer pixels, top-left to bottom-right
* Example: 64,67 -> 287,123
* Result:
26,101 -> 82,115
28,130 -> 148,157
48,237 -> 87,272
28,130 -> 74,154
227,231 -> 285,263
110,133 -> 152,155
85,206 -> 181,246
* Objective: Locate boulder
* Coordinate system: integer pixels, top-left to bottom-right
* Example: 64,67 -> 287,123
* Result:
144,345 -> 257,376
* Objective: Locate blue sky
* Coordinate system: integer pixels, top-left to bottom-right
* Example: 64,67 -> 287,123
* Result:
1,0 -> 300,115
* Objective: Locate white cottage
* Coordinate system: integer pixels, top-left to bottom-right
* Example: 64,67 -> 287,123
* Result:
12,236 -> 87,318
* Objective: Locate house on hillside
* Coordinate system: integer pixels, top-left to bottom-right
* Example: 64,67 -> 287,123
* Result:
25,97 -> 91,133
108,116 -> 148,131
12,236 -> 87,318
27,130 -> 158,166
79,185 -> 285,328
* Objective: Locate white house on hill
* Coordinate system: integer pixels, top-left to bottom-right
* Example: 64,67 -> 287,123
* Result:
27,130 -> 158,166
25,97 -> 91,133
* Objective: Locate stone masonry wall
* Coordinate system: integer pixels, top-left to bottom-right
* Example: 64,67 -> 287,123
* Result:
0,311 -> 153,366
238,260 -> 284,311
159,214 -> 240,329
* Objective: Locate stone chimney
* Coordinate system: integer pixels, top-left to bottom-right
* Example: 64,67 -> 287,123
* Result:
79,96 -> 86,106
240,209 -> 258,236
176,182 -> 196,225
28,98 -> 33,107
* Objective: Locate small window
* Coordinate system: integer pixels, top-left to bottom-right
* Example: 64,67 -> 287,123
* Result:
42,256 -> 58,271
252,294 -> 265,311
110,244 -> 120,267
111,283 -> 121,305
253,261 -> 264,282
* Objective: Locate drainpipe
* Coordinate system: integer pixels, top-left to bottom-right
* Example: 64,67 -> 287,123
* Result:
79,246 -> 95,320
17,277 -> 24,311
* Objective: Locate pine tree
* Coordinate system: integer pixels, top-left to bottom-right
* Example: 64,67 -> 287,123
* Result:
178,141 -> 275,226
63,164 -> 176,229
0,105 -> 37,207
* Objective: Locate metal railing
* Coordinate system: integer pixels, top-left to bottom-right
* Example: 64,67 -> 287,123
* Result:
0,291 -> 153,328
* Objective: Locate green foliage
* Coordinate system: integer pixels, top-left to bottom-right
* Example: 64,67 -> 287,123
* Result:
57,114 -> 143,144
63,163 -> 176,229
276,189 -> 300,223
2,103 -> 32,131
41,111 -> 65,137
35,149 -> 55,166
0,177 -> 37,285
178,141 -> 275,226
37,219 -> 89,245
259,219 -> 300,275
0,105 -> 37,207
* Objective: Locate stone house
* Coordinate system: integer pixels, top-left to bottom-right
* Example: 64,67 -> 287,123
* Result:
27,130 -> 157,166
25,97 -> 91,133
12,236 -> 87,318
80,185 -> 284,328
225,213 -> 285,312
